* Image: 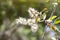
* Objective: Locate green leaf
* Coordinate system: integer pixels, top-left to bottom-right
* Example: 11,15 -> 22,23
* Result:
42,13 -> 46,20
48,16 -> 57,21
54,17 -> 60,24
42,10 -> 48,20
36,18 -> 41,22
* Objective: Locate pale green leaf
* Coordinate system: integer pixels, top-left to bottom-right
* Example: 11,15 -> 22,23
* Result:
48,16 -> 57,21
54,17 -> 60,24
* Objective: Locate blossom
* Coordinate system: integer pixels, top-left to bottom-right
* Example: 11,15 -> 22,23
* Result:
15,17 -> 38,33
28,7 -> 36,17
52,2 -> 58,7
31,24 -> 38,33
27,19 -> 36,26
28,7 -> 39,18
16,17 -> 27,25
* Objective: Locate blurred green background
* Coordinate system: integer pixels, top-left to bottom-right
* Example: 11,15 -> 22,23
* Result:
0,0 -> 60,40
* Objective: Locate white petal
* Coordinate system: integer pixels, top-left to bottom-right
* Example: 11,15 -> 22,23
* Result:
27,19 -> 35,26
16,17 -> 27,25
31,24 -> 38,33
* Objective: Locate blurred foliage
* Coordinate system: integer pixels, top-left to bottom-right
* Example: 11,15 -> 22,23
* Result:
0,0 -> 60,40
54,17 -> 60,24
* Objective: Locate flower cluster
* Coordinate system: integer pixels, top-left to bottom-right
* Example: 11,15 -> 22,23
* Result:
28,7 -> 40,18
15,7 -> 42,33
16,17 -> 27,25
16,17 -> 38,33
16,7 -> 60,36
15,7 -> 47,33
28,7 -> 47,22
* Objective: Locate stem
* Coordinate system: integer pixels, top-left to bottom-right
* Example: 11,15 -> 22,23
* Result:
50,0 -> 58,17
50,6 -> 56,17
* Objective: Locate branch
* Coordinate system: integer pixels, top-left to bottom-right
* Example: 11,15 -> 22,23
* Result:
50,6 -> 56,17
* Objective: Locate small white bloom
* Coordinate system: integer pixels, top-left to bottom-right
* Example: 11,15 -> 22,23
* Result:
31,24 -> 38,33
52,2 -> 58,7
16,17 -> 27,25
28,8 -> 35,17
22,19 -> 27,25
28,7 -> 37,18
28,10 -> 34,17
52,2 -> 58,5
28,7 -> 35,12
35,14 -> 38,17
27,19 -> 32,25
16,19 -> 20,24
27,19 -> 36,26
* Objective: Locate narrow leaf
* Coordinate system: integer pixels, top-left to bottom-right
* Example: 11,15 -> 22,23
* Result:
48,16 -> 57,21
54,17 -> 60,24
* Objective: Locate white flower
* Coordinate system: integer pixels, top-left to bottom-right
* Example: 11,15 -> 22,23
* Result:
28,7 -> 36,13
35,14 -> 38,17
28,7 -> 38,18
52,2 -> 58,7
28,8 -> 35,17
27,19 -> 36,26
16,17 -> 27,25
31,24 -> 38,33
16,17 -> 38,33
16,19 -> 20,24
